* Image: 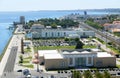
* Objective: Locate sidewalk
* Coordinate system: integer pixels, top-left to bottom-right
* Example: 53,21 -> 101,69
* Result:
0,27 -> 24,76
93,39 -> 115,54
0,35 -> 18,75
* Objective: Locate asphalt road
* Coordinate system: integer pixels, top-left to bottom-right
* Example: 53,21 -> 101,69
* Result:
79,22 -> 120,48
1,71 -> 72,78
3,46 -> 18,72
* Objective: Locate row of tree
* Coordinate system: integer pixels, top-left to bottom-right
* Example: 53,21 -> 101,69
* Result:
27,18 -> 79,28
85,20 -> 104,30
72,70 -> 111,78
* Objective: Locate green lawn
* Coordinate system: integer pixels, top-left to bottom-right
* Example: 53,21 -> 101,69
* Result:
34,45 -> 97,51
114,32 -> 120,37
24,48 -> 31,52
23,60 -> 30,63
22,64 -> 34,68
117,65 -> 120,68
107,45 -> 120,54
34,46 -> 75,51
24,56 -> 32,59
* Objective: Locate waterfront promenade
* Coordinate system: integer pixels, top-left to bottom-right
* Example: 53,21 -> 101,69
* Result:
0,28 -> 24,76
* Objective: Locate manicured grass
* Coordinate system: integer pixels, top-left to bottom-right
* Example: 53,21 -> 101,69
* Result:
107,45 -> 120,54
34,46 -> 75,51
117,65 -> 120,68
24,56 -> 32,59
34,45 -> 96,51
96,38 -> 105,44
22,64 -> 34,68
114,32 -> 120,37
24,48 -> 31,52
83,45 -> 96,49
23,60 -> 30,63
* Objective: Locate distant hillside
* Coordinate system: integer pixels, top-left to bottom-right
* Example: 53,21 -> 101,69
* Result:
36,8 -> 120,13
83,8 -> 120,13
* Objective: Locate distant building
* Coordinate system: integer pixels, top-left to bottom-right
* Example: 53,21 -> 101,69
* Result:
31,27 -> 95,38
20,16 -> 25,25
84,11 -> 87,16
37,49 -> 116,70
103,21 -> 120,32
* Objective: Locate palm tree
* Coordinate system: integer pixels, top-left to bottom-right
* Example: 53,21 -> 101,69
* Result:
95,71 -> 103,78
83,70 -> 93,78
103,71 -> 111,78
72,70 -> 82,78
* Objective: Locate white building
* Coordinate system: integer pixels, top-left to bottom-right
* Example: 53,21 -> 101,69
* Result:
31,25 -> 95,38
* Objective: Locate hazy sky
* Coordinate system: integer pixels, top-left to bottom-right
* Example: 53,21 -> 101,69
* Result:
0,0 -> 119,11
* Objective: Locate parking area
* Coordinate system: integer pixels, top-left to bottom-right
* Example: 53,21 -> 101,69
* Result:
32,39 -> 76,47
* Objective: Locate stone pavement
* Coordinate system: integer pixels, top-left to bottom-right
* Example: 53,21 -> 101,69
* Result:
0,34 -> 23,76
0,27 -> 24,76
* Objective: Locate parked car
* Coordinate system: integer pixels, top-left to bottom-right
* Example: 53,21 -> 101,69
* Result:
17,69 -> 22,72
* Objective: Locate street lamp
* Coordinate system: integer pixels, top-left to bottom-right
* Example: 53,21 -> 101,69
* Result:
33,52 -> 39,72
32,45 -> 39,72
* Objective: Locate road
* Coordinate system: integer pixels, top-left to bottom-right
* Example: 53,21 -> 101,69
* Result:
79,22 -> 120,48
3,46 -> 18,72
1,71 -> 72,78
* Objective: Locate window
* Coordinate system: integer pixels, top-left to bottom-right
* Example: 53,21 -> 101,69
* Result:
58,32 -> 60,37
52,32 -> 54,37
69,58 -> 73,65
88,57 -> 92,64
64,32 -> 66,36
83,32 -> 86,36
45,32 -> 47,37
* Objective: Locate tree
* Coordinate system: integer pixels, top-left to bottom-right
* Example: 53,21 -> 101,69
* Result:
51,23 -> 57,29
75,41 -> 84,49
64,38 -> 69,42
83,70 -> 93,78
21,38 -> 24,54
103,71 -> 111,78
72,71 -> 82,78
19,55 -> 23,64
95,71 -> 103,78
75,38 -> 79,42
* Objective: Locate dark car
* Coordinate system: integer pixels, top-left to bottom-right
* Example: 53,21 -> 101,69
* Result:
17,69 -> 22,72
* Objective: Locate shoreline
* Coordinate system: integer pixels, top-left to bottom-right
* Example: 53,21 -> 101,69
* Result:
0,36 -> 13,62
0,28 -> 15,62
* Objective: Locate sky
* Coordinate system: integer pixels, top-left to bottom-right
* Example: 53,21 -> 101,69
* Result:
0,0 -> 119,11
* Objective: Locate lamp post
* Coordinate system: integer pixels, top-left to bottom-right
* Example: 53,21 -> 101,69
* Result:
32,45 -> 39,72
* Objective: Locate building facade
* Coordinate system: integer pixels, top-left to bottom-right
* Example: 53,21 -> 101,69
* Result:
38,49 -> 116,70
31,24 -> 95,38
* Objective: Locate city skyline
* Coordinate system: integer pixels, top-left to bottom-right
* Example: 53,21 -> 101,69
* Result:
0,0 -> 119,11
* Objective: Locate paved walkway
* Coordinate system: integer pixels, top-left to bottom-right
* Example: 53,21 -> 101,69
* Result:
4,46 -> 18,72
93,39 -> 114,54
0,27 -> 24,76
